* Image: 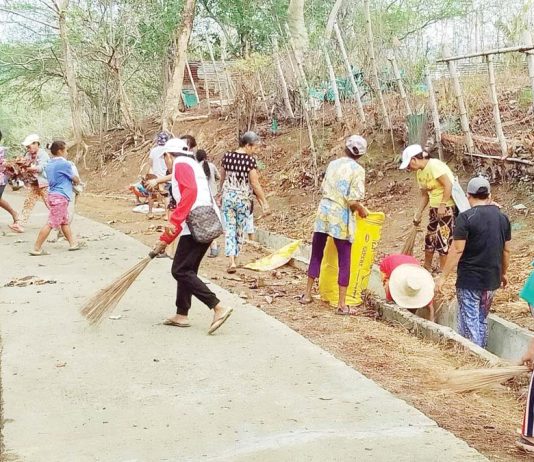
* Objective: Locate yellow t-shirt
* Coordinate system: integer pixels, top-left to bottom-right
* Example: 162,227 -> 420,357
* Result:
416,159 -> 455,208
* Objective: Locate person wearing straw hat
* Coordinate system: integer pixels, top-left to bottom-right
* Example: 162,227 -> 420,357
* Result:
152,138 -> 233,335
300,135 -> 368,315
19,133 -> 50,227
399,144 -> 456,273
436,176 -> 511,348
380,254 -> 435,321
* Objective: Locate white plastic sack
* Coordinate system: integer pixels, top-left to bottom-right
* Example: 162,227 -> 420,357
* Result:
452,178 -> 471,213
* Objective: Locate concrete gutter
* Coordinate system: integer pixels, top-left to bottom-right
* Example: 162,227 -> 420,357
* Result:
254,228 -> 506,365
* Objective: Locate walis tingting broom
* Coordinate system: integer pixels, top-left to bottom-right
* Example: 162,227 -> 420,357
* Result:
401,225 -> 422,256
437,365 -> 530,393
81,250 -> 159,325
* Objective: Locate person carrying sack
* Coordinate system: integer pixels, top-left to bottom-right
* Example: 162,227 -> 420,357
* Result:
153,138 -> 232,335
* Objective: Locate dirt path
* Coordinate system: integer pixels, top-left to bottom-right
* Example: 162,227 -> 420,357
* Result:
77,193 -> 530,461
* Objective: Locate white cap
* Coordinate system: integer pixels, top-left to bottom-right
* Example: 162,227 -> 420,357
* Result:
346,135 -> 367,156
22,134 -> 40,147
399,144 -> 423,170
163,138 -> 189,156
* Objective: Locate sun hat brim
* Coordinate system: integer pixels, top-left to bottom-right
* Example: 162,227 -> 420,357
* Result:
389,264 -> 435,309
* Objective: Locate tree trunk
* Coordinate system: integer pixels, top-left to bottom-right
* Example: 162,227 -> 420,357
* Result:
325,0 -> 344,40
57,0 -> 84,143
287,0 -> 308,64
162,0 -> 197,131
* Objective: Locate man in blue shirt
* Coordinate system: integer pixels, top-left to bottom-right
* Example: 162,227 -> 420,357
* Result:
30,141 -> 82,255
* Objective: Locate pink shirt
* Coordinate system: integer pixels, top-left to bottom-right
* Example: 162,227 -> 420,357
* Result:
380,254 -> 421,301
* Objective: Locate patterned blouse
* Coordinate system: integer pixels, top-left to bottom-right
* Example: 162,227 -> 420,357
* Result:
314,157 -> 365,243
221,151 -> 257,197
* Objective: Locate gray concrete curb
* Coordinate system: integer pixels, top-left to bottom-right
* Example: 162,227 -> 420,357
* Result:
254,228 -> 505,365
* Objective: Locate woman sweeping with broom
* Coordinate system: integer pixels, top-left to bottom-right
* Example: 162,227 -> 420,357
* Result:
152,138 -> 232,335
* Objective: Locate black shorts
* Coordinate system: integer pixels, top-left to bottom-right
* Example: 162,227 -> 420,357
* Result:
0,184 -> 6,199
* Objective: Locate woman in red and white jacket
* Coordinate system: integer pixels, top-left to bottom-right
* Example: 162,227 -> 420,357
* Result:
154,138 -> 232,335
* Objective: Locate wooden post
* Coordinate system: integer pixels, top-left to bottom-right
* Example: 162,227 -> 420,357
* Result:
199,55 -> 211,115
220,52 -> 235,100
204,32 -> 225,110
273,37 -> 295,118
185,59 -> 200,104
486,54 -> 508,158
322,44 -> 343,121
522,31 -> 534,108
443,46 -> 475,155
387,51 -> 412,116
256,72 -> 270,114
363,0 -> 391,130
425,70 -> 443,160
333,22 -> 365,123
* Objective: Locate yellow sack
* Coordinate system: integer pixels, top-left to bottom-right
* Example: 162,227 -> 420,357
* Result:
319,212 -> 385,306
244,240 -> 302,271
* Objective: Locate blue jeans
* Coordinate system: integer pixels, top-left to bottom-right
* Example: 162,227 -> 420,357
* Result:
456,288 -> 495,348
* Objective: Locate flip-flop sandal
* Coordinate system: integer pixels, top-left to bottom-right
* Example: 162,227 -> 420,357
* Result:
516,436 -> 534,453
336,307 -> 358,316
69,241 -> 87,251
8,222 -> 24,233
163,319 -> 191,328
226,266 -> 237,274
299,295 -> 313,305
208,308 -> 233,335
29,249 -> 50,256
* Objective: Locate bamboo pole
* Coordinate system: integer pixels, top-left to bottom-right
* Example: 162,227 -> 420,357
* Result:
363,0 -> 391,130
443,46 -> 475,155
199,55 -> 211,115
322,43 -> 343,121
272,37 -> 295,119
256,72 -> 270,114
185,59 -> 200,105
436,45 -> 534,63
387,51 -> 412,116
486,54 -> 508,158
425,70 -> 443,160
220,52 -> 235,100
333,22 -> 365,123
522,31 -> 534,108
204,32 -> 225,110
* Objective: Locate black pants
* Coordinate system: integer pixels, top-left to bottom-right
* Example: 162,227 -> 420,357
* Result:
171,235 -> 220,315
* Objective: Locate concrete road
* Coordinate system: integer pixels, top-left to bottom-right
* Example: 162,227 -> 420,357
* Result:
0,192 -> 486,461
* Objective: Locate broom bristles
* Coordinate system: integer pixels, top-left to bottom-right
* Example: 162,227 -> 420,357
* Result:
401,226 -> 421,256
81,256 -> 153,325
439,365 -> 529,393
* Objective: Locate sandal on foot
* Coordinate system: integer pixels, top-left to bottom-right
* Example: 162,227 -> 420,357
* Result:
226,266 -> 237,274
69,241 -> 86,251
29,249 -> 49,256
9,222 -> 24,233
336,307 -> 358,316
163,319 -> 191,328
208,308 -> 233,335
516,436 -> 534,453
299,295 -> 313,305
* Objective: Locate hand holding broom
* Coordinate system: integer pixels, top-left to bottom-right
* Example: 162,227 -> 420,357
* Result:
80,240 -> 168,325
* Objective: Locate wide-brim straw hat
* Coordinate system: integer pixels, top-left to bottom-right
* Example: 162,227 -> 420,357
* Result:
389,263 -> 435,309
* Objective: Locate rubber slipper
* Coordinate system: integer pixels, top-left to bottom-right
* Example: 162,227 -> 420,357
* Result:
299,295 -> 313,305
29,249 -> 50,256
516,436 -> 534,453
69,241 -> 86,251
8,223 -> 24,233
163,319 -> 191,328
336,307 -> 358,316
208,308 -> 233,335
226,266 -> 237,274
